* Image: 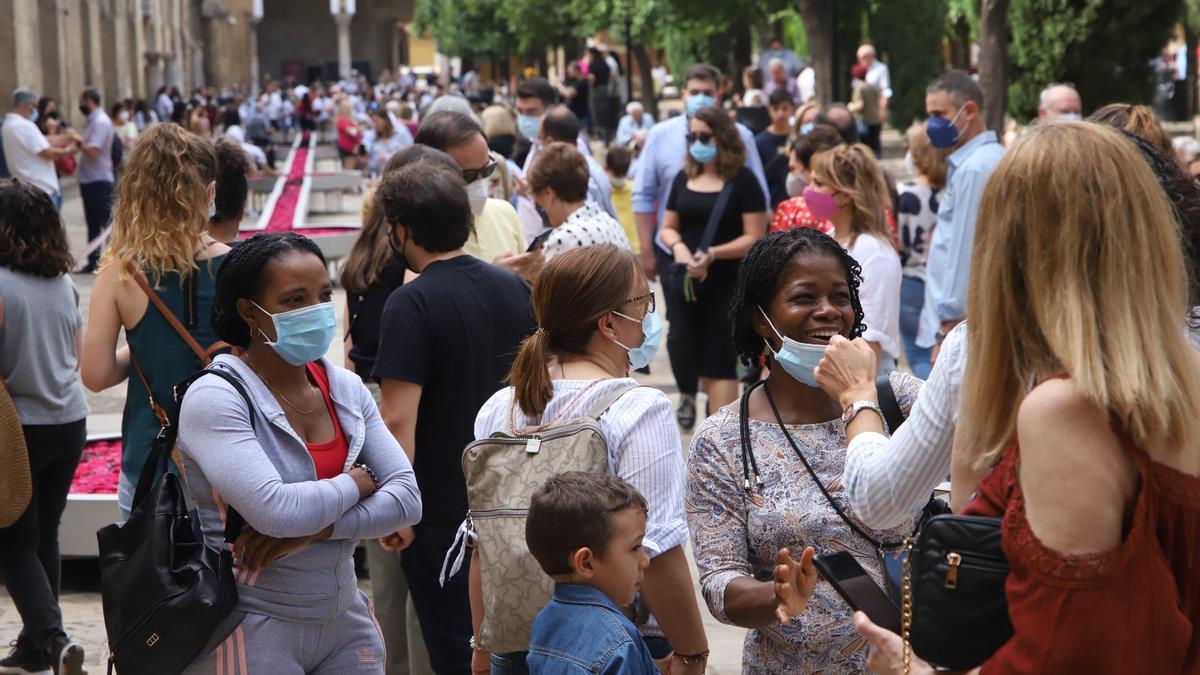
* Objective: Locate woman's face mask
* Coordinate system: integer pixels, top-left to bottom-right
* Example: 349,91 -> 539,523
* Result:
252,301 -> 338,366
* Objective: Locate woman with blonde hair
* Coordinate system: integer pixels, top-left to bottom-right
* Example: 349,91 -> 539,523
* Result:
1087,103 -> 1174,159
896,121 -> 947,377
806,143 -> 901,371
81,123 -> 230,517
335,99 -> 361,171
481,104 -> 517,160
856,122 -> 1200,673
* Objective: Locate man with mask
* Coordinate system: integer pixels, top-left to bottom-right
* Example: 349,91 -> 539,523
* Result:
373,159 -> 536,675
632,63 -> 768,429
1037,82 -> 1083,122
413,111 -> 539,281
2,88 -> 75,211
515,77 -> 557,143
76,87 -> 115,271
918,69 -> 1005,364
516,78 -> 592,243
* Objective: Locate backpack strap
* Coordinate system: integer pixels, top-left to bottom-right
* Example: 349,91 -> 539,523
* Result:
584,382 -> 648,419
875,374 -> 905,434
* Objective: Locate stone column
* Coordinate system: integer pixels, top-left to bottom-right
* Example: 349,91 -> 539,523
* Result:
114,0 -> 132,99
131,0 -> 146,97
248,16 -> 261,96
335,12 -> 352,79
86,0 -> 104,87
12,0 -> 42,90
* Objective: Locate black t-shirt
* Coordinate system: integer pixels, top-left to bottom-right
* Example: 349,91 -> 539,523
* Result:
666,166 -> 767,284
372,255 -> 536,526
346,258 -> 407,378
764,152 -> 790,209
567,78 -> 591,119
754,129 -> 789,167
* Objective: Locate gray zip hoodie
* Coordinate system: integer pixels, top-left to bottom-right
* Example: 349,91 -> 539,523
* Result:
177,354 -> 421,623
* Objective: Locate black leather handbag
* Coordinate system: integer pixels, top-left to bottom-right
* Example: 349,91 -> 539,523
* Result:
97,367 -> 250,675
903,514 -> 1013,670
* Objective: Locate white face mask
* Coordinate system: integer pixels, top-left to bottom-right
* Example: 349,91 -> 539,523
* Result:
903,151 -> 915,176
467,179 -> 488,218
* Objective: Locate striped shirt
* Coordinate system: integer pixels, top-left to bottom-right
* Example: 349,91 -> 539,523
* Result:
843,322 -> 968,529
474,378 -> 688,558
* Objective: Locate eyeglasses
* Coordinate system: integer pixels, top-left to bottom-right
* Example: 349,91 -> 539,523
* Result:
685,132 -> 714,145
621,290 -> 655,315
461,160 -> 498,184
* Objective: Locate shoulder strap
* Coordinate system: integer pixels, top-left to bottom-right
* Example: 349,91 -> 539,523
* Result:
584,382 -> 647,419
696,180 -> 737,253
875,374 -> 905,433
128,263 -> 212,365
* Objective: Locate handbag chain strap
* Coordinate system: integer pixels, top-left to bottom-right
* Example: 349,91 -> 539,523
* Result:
901,538 -> 914,675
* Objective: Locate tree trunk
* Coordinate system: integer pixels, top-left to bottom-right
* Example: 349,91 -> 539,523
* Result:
977,0 -> 1010,134
632,43 -> 658,120
1186,19 -> 1197,122
797,0 -> 834,103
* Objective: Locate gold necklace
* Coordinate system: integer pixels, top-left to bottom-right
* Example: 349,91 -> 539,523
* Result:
245,352 -> 319,415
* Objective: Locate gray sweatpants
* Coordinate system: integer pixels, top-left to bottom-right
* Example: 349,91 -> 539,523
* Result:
182,591 -> 385,674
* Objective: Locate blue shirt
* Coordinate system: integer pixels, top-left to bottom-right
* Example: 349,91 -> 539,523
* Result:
527,583 -> 657,675
632,114 -> 769,254
616,113 -> 656,145
916,130 -> 1005,348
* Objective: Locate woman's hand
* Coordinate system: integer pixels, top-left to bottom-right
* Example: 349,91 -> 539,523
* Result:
379,526 -> 415,552
672,242 -> 693,266
815,335 -> 879,409
686,249 -> 714,281
233,526 -> 331,571
774,546 -> 818,624
854,611 -> 936,675
349,465 -> 378,500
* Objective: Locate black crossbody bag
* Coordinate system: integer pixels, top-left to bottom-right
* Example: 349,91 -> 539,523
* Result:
97,367 -> 251,675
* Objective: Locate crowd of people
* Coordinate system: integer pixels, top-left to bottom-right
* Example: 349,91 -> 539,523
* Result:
2,34 -> 1200,675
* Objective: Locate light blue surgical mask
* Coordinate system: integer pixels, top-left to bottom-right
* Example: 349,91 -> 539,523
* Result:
612,309 -> 662,371
689,141 -> 718,164
1054,112 -> 1082,122
685,94 -> 716,118
253,301 -> 338,366
30,108 -> 39,123
759,306 -> 826,387
799,121 -> 814,135
517,114 -> 541,139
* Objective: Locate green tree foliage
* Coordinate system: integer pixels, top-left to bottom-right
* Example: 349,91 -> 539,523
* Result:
413,0 -> 514,64
871,0 -> 950,129
1007,0 -> 1183,120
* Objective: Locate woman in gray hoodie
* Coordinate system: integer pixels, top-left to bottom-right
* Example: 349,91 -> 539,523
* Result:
177,232 -> 422,675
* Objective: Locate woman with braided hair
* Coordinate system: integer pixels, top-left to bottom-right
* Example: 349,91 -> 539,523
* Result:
685,228 -> 922,672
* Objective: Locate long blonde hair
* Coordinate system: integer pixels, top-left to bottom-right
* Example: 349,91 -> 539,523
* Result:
810,143 -> 893,248
101,123 -> 216,281
960,122 -> 1200,470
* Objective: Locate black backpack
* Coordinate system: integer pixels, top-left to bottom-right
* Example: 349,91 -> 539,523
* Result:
97,367 -> 249,675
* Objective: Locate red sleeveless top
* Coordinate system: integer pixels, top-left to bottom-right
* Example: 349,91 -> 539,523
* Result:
962,431 -> 1200,673
303,362 -> 348,480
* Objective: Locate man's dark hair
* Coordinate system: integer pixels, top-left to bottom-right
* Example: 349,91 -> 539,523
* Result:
516,77 -> 557,107
375,159 -> 472,253
212,138 -> 251,224
413,110 -> 484,152
82,87 -> 101,106
212,233 -> 327,348
730,229 -> 866,368
815,104 -> 859,144
926,69 -> 984,110
526,471 -> 648,577
542,106 -> 579,144
0,178 -> 74,278
683,63 -> 722,88
768,87 -> 795,108
222,106 -> 240,130
791,124 -> 845,169
605,144 -> 631,177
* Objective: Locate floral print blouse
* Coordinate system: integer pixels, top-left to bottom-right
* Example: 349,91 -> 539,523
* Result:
686,372 -> 922,674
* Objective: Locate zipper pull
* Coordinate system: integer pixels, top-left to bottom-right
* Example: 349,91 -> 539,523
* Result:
945,552 -> 961,589
525,436 -> 541,454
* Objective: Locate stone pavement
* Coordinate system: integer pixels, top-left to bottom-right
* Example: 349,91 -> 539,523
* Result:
0,170 -> 749,673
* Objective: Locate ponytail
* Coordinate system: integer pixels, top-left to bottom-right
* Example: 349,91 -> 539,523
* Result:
509,328 -> 555,417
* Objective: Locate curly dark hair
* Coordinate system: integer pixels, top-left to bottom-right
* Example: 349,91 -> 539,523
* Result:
211,232 -> 326,348
0,178 -> 74,278
730,229 -> 866,367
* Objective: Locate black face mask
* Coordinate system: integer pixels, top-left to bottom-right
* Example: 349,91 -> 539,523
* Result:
389,229 -> 418,274
534,203 -> 552,229
78,104 -> 91,117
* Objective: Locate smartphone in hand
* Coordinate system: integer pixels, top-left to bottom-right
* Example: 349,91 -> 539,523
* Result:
813,551 -> 901,633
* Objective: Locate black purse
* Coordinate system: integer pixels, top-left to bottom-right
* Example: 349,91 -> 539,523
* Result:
901,514 -> 1012,670
97,367 -> 251,675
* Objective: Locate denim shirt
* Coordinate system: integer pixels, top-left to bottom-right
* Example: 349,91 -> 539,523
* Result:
527,584 -> 658,674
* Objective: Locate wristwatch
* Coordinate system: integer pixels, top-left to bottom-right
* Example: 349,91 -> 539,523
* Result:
841,400 -> 889,434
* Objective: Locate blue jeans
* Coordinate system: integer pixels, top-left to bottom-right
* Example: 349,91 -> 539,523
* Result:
900,276 -> 933,379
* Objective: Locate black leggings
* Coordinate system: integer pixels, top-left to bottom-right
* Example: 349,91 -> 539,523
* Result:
0,419 -> 86,653
655,247 -> 699,397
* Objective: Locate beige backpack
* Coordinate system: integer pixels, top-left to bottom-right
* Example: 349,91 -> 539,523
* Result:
447,383 -> 644,654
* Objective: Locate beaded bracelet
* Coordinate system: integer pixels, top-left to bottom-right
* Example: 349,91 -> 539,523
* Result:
352,462 -> 380,489
673,649 -> 710,665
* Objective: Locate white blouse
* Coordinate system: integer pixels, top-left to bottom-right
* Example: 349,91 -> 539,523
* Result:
542,203 -> 632,262
846,232 -> 902,361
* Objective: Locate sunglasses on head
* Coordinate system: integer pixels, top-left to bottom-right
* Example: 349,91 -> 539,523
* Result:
685,132 -> 714,145
461,160 -> 498,184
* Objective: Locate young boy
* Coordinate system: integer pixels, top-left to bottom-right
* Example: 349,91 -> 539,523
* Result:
604,145 -> 640,255
756,88 -> 797,208
525,472 -> 657,674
